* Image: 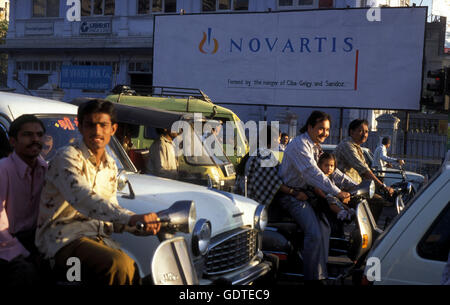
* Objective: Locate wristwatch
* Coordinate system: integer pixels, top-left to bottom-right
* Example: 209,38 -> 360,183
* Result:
289,188 -> 298,197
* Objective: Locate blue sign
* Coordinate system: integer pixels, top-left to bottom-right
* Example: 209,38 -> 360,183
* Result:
60,65 -> 112,90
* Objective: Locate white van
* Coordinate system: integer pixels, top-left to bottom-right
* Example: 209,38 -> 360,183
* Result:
0,91 -> 271,285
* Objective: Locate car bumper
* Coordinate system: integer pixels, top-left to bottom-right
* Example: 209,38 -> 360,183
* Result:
199,256 -> 272,285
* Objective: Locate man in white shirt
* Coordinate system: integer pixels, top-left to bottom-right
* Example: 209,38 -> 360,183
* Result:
373,137 -> 405,177
278,111 -> 350,284
146,128 -> 179,180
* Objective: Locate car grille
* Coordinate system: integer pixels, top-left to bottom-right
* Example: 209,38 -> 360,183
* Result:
205,228 -> 259,275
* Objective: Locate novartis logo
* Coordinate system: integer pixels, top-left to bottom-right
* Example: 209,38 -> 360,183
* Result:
199,28 -> 219,55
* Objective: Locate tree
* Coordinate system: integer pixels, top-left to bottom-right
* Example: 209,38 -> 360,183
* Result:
0,19 -> 8,87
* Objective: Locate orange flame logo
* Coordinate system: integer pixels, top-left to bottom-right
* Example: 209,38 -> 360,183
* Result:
199,28 -> 218,54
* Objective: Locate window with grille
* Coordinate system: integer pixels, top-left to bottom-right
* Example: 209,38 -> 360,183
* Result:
137,0 -> 177,14
278,0 -> 317,8
16,61 -> 62,72
28,74 -> 49,90
33,0 -> 60,17
81,0 -> 115,16
202,0 -> 248,12
71,61 -> 120,73
128,61 -> 152,73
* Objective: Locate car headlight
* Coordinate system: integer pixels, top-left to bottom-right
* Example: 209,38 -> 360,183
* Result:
254,205 -> 268,231
192,219 -> 211,256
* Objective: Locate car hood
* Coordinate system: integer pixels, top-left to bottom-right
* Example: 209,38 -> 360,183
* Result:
117,172 -> 260,236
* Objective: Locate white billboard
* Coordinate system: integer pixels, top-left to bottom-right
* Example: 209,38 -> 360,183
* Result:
153,8 -> 426,110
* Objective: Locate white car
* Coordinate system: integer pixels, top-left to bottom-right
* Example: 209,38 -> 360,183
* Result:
363,151 -> 450,285
0,91 -> 271,285
321,144 -> 425,192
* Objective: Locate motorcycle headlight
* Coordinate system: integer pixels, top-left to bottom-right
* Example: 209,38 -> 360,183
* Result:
369,180 -> 376,199
254,205 -> 268,231
192,219 -> 211,256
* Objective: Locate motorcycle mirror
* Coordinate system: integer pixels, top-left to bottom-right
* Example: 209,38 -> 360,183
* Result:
395,195 -> 405,214
406,182 -> 413,193
158,201 -> 196,234
117,169 -> 128,191
350,180 -> 375,199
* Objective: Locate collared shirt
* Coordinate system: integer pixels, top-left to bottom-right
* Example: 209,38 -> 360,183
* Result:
335,137 -> 372,184
278,133 -> 341,196
244,148 -> 283,206
146,135 -> 178,180
0,151 -> 47,234
35,140 -> 134,259
0,152 -> 46,261
0,211 -> 29,261
373,144 -> 397,176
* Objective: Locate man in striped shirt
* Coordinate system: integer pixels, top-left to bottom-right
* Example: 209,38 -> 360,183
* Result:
278,111 -> 350,284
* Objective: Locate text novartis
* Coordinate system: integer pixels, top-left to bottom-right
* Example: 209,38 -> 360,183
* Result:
229,37 -> 354,53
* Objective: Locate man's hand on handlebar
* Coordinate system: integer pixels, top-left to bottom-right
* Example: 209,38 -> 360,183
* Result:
384,185 -> 395,196
129,213 -> 161,235
337,191 -> 351,204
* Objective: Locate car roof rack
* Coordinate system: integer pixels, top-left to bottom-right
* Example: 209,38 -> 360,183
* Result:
111,85 -> 214,104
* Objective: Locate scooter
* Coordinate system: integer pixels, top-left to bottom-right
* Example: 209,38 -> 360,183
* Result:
136,200 -> 210,285
389,166 -> 416,214
45,201 -> 209,285
262,180 -> 381,283
374,165 -> 416,217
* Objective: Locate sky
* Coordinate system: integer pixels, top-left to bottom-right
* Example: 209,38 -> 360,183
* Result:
411,0 -> 450,48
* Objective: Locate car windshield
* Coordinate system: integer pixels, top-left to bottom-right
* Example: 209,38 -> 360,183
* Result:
180,124 -> 228,166
197,130 -> 231,165
37,114 -> 136,172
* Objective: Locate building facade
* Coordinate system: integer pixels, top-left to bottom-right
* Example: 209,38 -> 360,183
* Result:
2,0 -> 374,101
2,0 -> 425,141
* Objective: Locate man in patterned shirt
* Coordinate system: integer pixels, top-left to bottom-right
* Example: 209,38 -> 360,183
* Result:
35,99 -> 161,285
243,124 -> 308,206
335,119 -> 394,222
278,111 -> 351,284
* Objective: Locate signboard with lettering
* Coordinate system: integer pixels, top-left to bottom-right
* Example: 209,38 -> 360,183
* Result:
153,8 -> 427,110
79,21 -> 112,34
25,22 -> 54,35
60,65 -> 112,90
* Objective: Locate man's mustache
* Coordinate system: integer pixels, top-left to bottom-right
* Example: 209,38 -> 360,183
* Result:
90,135 -> 104,140
27,142 -> 42,149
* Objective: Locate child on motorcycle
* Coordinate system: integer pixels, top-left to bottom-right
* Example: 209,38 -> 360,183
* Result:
313,152 -> 357,222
